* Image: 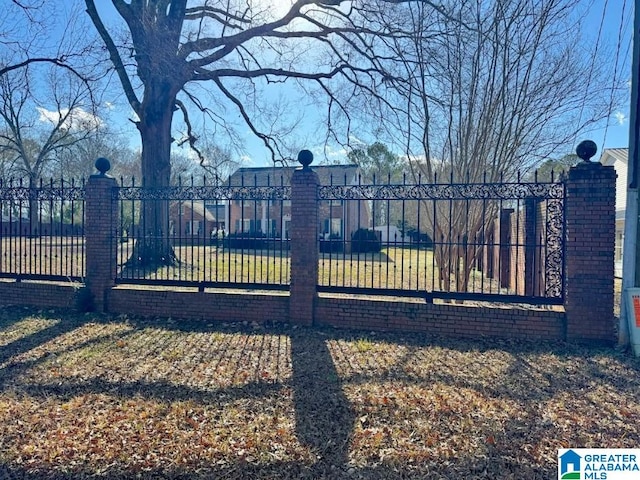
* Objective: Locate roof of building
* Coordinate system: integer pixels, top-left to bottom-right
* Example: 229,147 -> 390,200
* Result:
227,164 -> 360,186
599,148 -> 628,166
169,201 -> 216,222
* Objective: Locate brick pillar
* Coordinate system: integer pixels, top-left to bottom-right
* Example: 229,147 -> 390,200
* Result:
85,158 -> 118,312
565,156 -> 616,343
289,150 -> 319,326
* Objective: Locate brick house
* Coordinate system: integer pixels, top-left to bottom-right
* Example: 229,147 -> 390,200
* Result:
168,201 -> 218,238
226,164 -> 369,240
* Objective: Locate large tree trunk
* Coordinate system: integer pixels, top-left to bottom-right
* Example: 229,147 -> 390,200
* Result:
128,81 -> 178,267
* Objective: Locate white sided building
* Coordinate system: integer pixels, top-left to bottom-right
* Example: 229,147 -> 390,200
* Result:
599,148 -> 628,277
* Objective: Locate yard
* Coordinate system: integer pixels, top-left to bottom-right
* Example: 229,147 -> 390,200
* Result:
119,244 -> 439,289
0,235 -> 538,299
118,243 -> 506,295
0,306 -> 638,479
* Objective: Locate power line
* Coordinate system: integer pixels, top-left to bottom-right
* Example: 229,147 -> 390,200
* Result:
574,0 -> 608,148
602,0 -> 630,148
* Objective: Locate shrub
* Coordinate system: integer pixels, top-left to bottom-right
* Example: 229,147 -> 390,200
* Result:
74,285 -> 95,312
351,228 -> 381,253
320,234 -> 343,253
407,228 -> 433,248
224,232 -> 267,249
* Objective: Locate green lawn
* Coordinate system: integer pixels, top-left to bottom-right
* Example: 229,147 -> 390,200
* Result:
0,306 -> 638,479
117,243 -> 504,295
117,243 -> 439,289
0,235 -> 538,298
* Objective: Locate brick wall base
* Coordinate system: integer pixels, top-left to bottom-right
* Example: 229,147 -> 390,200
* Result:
0,280 -> 78,309
108,287 -> 289,324
316,295 -> 566,340
0,281 -> 573,342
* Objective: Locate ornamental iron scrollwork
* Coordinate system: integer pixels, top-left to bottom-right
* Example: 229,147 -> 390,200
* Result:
113,179 -> 565,300
318,180 -> 565,300
544,197 -> 565,299
0,185 -> 86,201
318,182 -> 564,201
115,185 -> 291,201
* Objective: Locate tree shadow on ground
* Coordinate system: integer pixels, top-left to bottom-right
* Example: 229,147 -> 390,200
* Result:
0,309 -> 358,478
0,455 -> 552,480
290,329 -> 356,475
0,307 -> 86,365
329,328 -> 640,405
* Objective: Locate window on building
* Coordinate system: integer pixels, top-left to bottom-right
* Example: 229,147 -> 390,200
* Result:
323,218 -> 343,238
185,221 -> 201,236
235,218 -> 252,233
615,231 -> 624,263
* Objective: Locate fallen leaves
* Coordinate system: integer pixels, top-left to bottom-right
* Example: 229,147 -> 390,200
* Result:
0,306 -> 638,479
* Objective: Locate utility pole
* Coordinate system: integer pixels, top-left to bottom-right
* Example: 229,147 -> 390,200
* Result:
620,0 -> 640,349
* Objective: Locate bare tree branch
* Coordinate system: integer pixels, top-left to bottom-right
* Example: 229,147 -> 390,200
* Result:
212,76 -> 283,162
359,0 -> 624,295
174,98 -> 204,164
0,64 -> 100,188
84,0 -> 141,114
81,0 -> 473,264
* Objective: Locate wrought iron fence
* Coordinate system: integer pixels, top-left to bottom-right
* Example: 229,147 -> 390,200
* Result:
0,178 -> 86,281
113,176 -> 291,290
317,174 -> 565,305
113,172 -> 565,304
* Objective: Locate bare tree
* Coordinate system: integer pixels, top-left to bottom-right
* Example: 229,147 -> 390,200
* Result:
363,0 -> 625,295
83,0 -> 434,265
53,126 -> 135,180
173,137 -> 239,184
0,1 -> 104,179
196,140 -> 239,184
0,1 -> 96,85
0,64 -> 101,230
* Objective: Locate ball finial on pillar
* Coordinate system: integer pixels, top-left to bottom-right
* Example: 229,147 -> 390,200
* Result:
297,150 -> 314,169
94,157 -> 111,175
576,140 -> 597,163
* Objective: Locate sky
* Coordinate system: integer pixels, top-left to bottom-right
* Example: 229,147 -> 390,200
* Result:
579,0 -> 634,158
5,0 -> 636,169
237,0 -> 636,165
222,0 -> 638,166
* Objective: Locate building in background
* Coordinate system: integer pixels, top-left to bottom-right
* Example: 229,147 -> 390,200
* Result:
600,148 -> 628,277
226,164 -> 368,241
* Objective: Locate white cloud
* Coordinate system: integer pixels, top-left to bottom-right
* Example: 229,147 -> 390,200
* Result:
614,111 -> 627,125
347,134 -> 367,147
37,107 -> 103,131
321,144 -> 348,161
104,101 -> 115,110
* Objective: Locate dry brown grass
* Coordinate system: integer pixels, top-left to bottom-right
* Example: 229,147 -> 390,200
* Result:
0,306 -> 638,479
0,237 -> 85,278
